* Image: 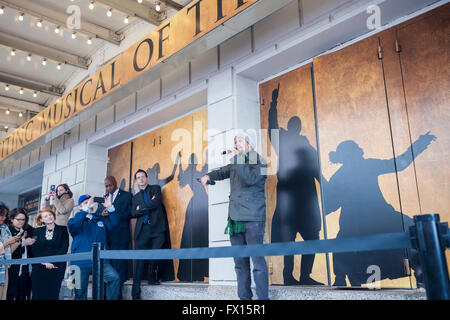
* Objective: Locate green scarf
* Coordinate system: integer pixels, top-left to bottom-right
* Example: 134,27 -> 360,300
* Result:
224,217 -> 245,236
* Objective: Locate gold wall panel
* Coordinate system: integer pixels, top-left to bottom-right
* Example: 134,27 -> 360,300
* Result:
260,63 -> 328,286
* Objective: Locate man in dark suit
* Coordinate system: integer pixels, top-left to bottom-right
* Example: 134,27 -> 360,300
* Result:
98,176 -> 132,300
131,169 -> 169,300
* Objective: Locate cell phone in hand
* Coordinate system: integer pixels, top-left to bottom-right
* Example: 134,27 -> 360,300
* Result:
50,185 -> 56,192
93,197 -> 105,203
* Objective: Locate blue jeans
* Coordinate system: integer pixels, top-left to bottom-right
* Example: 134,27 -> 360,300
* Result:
229,221 -> 269,300
75,264 -> 120,300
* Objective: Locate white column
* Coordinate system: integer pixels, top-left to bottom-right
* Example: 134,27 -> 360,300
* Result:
39,139 -> 107,220
207,67 -> 262,285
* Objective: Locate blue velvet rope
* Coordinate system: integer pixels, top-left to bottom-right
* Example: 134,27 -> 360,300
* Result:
0,231 -> 412,266
0,252 -> 91,266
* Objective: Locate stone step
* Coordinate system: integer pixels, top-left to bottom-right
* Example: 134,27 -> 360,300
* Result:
61,281 -> 427,300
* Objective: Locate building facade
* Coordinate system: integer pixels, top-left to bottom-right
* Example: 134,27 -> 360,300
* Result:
0,0 -> 448,289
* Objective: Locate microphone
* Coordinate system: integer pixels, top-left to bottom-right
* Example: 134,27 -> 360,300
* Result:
197,178 -> 216,185
222,149 -> 237,155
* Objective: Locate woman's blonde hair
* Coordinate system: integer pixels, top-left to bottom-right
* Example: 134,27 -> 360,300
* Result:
36,208 -> 56,226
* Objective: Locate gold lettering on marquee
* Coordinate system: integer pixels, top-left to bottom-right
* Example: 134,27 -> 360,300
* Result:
0,0 -> 259,161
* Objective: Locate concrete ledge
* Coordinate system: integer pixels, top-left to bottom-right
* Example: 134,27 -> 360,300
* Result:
61,281 -> 426,300
118,282 -> 426,300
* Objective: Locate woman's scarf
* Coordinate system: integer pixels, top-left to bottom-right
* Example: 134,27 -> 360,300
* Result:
0,224 -> 12,284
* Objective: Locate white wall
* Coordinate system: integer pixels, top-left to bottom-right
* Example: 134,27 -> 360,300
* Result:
0,193 -> 18,212
206,64 -> 263,284
40,139 -> 108,215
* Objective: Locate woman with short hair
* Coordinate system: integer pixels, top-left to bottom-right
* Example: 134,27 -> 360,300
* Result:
6,208 -> 36,300
43,184 -> 75,226
31,208 -> 69,300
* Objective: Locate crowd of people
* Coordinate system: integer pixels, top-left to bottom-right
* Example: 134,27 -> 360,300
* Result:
1,134 -> 270,300
0,174 -> 146,300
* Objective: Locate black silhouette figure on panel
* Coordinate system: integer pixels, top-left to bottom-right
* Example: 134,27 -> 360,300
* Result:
131,154 -> 181,282
177,153 -> 209,282
119,178 -> 127,191
131,155 -> 179,195
324,132 -> 436,286
268,84 -> 324,286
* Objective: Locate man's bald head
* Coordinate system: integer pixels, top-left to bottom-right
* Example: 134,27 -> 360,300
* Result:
104,176 -> 118,195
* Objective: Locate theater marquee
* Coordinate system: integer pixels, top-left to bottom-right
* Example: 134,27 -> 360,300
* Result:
0,0 -> 259,161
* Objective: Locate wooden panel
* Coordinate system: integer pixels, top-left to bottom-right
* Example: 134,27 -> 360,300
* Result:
393,4 -> 450,273
260,63 -> 328,286
379,29 -> 422,221
107,141 -> 132,192
130,108 -> 209,282
190,109 -> 209,282
313,34 -> 412,288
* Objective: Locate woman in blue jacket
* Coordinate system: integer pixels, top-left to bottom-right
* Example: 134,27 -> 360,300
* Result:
68,194 -> 120,300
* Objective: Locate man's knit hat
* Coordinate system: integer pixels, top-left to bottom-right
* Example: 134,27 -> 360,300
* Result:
234,129 -> 256,149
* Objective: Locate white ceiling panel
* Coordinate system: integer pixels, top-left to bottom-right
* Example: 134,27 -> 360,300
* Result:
0,0 -> 189,128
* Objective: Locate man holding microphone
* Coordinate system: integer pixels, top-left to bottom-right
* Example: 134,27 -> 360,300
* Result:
200,132 -> 269,300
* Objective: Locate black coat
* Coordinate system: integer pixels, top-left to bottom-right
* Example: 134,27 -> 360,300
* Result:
30,224 -> 69,300
7,225 -> 34,300
131,184 -> 168,239
31,224 -> 69,261
97,189 -> 133,245
8,225 -> 34,259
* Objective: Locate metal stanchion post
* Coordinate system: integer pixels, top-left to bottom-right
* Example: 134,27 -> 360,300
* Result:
410,214 -> 450,300
92,242 -> 104,300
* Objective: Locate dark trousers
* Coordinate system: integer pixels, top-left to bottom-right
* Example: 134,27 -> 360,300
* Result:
74,264 -> 120,300
132,226 -> 165,299
7,265 -> 32,300
229,221 -> 269,300
110,242 -> 129,298
31,263 -> 66,300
